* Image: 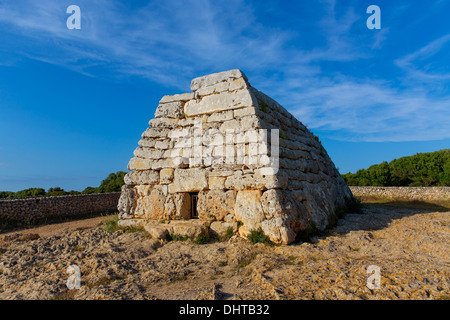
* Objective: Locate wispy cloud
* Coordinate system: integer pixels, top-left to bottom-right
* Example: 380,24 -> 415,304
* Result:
0,0 -> 449,143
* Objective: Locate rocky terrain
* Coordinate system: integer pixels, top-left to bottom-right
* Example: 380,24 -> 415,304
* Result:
0,204 -> 448,300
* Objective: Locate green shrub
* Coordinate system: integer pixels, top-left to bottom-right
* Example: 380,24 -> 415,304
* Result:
247,228 -> 274,246
194,233 -> 209,245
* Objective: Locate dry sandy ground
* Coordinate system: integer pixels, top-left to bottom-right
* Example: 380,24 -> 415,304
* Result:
0,205 -> 448,300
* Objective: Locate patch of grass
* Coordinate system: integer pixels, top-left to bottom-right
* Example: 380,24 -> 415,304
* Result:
172,275 -> 187,281
48,290 -> 77,300
194,233 -> 209,245
166,233 -> 188,242
72,245 -> 85,252
345,196 -> 364,214
124,226 -> 145,233
234,253 -> 258,270
247,228 -> 275,246
218,261 -> 228,267
225,226 -> 234,239
103,216 -> 120,232
283,256 -> 298,265
295,221 -> 319,243
237,221 -> 243,229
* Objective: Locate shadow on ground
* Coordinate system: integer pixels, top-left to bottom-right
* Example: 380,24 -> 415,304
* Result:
328,201 -> 448,236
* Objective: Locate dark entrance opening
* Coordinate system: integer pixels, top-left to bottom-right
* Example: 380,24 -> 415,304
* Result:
190,192 -> 199,219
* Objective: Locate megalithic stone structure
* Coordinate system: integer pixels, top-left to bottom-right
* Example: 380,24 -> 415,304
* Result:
118,69 -> 353,244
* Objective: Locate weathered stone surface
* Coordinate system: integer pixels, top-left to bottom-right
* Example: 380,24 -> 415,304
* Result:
117,218 -> 146,228
159,92 -> 194,104
144,223 -> 169,240
260,189 -> 310,244
124,170 -> 159,186
168,168 -> 208,193
224,173 -> 288,190
164,193 -> 191,220
134,186 -> 167,219
234,190 -> 265,237
169,221 -> 209,240
127,157 -> 153,171
118,185 -> 137,219
160,168 -> 174,184
191,69 -> 248,91
197,190 -> 236,221
154,101 -> 184,119
184,90 -> 257,117
210,221 -> 237,238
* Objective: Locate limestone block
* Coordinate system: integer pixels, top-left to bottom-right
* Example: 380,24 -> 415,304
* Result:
184,90 -> 256,117
260,189 -> 309,233
168,168 -> 208,193
219,119 -> 241,132
142,128 -> 170,139
124,170 -> 159,186
134,186 -> 167,219
261,217 -> 296,245
138,139 -> 156,148
144,223 -> 169,240
229,77 -> 249,91
197,189 -> 236,221
117,218 -> 146,228
128,157 -> 153,171
154,101 -> 184,119
191,69 -> 247,91
160,168 -> 174,184
134,147 -> 164,160
240,115 -> 261,130
164,193 -> 191,220
234,190 -> 265,237
159,92 -> 194,104
154,139 -> 171,150
207,110 -> 233,123
149,118 -> 179,129
117,185 -> 137,219
208,176 -> 226,189
224,173 -> 288,190
169,221 -> 209,240
210,221 -> 237,238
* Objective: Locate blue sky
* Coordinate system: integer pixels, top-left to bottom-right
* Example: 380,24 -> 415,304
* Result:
0,0 -> 449,191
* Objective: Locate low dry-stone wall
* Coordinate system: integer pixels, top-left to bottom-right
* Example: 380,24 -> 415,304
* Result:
350,186 -> 450,202
0,193 -> 120,227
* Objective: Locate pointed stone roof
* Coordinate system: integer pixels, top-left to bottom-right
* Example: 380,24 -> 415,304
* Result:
118,69 -> 353,244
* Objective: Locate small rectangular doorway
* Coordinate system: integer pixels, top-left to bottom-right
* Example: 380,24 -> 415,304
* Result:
190,193 -> 198,219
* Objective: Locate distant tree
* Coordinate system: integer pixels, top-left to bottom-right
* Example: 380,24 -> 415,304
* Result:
0,191 -> 15,199
342,149 -> 449,187
47,187 -> 67,197
14,188 -> 46,198
97,171 -> 126,193
81,186 -> 98,194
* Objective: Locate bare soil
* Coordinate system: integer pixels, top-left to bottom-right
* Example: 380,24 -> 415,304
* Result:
0,204 -> 448,300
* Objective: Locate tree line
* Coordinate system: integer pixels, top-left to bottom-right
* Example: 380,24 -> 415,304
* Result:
0,171 -> 126,199
341,149 -> 450,186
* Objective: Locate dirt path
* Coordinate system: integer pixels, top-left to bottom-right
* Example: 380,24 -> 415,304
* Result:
0,206 -> 448,300
0,215 -> 114,239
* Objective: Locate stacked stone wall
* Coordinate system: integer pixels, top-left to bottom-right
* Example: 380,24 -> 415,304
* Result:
350,186 -> 450,202
0,193 -> 120,226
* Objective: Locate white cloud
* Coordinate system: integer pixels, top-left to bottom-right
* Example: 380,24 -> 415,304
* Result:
0,0 -> 449,143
